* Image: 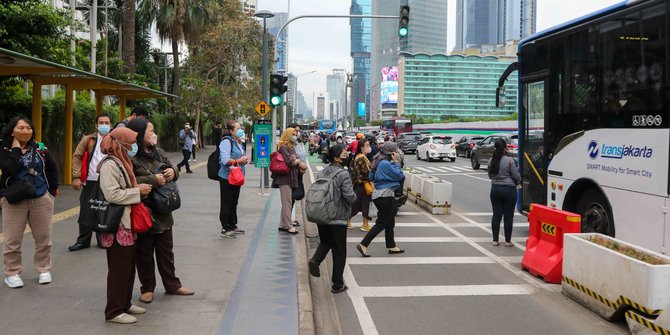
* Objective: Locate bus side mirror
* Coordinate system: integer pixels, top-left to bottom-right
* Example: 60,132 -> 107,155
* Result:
496,87 -> 505,108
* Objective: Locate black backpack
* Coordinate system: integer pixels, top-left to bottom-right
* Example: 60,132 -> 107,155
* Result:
208,137 -> 233,180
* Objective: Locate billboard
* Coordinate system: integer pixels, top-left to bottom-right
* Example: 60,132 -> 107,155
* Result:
381,66 -> 398,105
358,102 -> 366,117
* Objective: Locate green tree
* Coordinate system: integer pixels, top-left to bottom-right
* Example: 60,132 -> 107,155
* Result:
122,0 -> 136,73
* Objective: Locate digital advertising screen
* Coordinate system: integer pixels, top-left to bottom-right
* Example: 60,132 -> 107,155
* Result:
381,66 -> 399,105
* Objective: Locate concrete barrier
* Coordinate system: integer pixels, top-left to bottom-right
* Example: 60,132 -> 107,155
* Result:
415,177 -> 452,215
562,233 -> 670,322
625,304 -> 670,335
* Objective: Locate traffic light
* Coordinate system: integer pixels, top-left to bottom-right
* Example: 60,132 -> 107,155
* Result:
270,74 -> 288,106
399,5 -> 410,37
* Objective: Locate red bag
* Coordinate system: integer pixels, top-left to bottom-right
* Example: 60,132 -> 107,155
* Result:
228,161 -> 245,186
270,151 -> 290,175
131,203 -> 153,233
80,136 -> 95,182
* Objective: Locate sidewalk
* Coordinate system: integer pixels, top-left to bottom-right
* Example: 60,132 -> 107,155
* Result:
0,146 -> 304,335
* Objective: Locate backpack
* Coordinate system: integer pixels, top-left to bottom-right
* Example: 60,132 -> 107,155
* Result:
208,137 -> 233,180
305,169 -> 346,225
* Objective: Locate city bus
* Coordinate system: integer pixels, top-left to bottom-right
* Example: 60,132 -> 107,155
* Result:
381,116 -> 413,136
318,120 -> 337,134
497,0 -> 669,254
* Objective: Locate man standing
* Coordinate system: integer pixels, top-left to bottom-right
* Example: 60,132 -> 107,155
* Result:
69,114 -> 112,251
178,123 -> 195,173
114,106 -> 149,128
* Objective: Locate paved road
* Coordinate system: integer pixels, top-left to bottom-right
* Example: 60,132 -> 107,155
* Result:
306,152 -> 628,335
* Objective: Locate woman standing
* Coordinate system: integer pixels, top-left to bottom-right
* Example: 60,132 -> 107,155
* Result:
218,120 -> 249,239
356,142 -> 405,257
127,119 -> 194,304
272,128 -> 304,235
308,145 -> 357,294
487,139 -> 520,247
348,138 -> 373,232
98,127 -> 152,324
0,116 -> 59,288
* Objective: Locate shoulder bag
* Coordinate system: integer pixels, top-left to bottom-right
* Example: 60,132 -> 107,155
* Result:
80,136 -> 95,182
270,151 -> 290,175
1,147 -> 38,204
228,161 -> 245,186
137,160 -> 181,215
83,159 -> 125,233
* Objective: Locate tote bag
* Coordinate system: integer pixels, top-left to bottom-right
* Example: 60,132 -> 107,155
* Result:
270,151 -> 290,175
228,162 -> 245,186
84,183 -> 124,234
131,203 -> 153,233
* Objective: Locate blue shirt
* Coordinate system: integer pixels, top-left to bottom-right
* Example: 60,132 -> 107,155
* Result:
179,129 -> 196,151
371,160 -> 403,191
218,137 -> 246,180
12,147 -> 48,197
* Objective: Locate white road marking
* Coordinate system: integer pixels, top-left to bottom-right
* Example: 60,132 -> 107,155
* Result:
347,256 -> 523,265
462,173 -> 491,182
461,212 -> 523,217
358,284 -> 537,298
448,222 -> 529,228
451,166 -> 475,172
451,210 -> 527,252
396,212 -> 424,216
414,167 -> 433,172
315,165 -> 324,171
347,237 -> 494,243
441,167 -> 461,172
393,222 -> 440,227
343,266 -> 379,335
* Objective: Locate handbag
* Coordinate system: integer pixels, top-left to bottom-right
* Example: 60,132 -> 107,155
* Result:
270,151 -> 290,175
138,162 -> 181,215
363,181 -> 373,196
292,177 -> 305,201
80,136 -> 95,182
131,202 -> 153,233
1,147 -> 38,204
83,182 -> 124,234
228,161 -> 245,186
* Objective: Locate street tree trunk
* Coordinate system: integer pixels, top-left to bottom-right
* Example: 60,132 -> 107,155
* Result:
172,39 -> 180,97
121,0 -> 135,73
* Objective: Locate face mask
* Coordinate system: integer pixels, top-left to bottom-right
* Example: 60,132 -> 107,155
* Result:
127,143 -> 138,158
13,132 -> 32,143
337,139 -> 343,143
235,129 -> 245,138
148,134 -> 158,146
290,135 -> 298,143
98,124 -> 111,135
363,146 -> 372,154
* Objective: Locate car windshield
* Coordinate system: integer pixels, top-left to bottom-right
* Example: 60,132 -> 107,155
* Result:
432,137 -> 452,145
471,137 -> 484,142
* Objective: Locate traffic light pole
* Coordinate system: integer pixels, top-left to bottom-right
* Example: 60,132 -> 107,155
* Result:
261,17 -> 270,188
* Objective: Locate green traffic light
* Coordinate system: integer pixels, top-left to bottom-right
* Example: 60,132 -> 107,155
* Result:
399,27 -> 408,37
270,96 -> 282,106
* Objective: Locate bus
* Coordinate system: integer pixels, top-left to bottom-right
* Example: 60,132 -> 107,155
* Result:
381,116 -> 413,136
319,120 -> 337,134
497,0 -> 669,254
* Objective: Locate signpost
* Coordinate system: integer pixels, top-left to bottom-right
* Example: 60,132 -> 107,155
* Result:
254,101 -> 272,195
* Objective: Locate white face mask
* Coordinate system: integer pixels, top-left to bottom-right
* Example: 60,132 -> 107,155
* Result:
148,134 -> 158,146
363,146 -> 372,154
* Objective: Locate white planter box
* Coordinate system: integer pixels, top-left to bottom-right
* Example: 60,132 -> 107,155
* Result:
421,178 -> 452,207
562,233 -> 670,321
410,174 -> 430,197
403,171 -> 416,192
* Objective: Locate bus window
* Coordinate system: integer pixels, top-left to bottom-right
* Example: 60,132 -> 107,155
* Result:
522,80 -> 547,210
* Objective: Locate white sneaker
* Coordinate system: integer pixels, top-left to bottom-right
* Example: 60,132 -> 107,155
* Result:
193,159 -> 196,163
107,313 -> 137,324
127,304 -> 146,314
38,272 -> 52,285
5,274 -> 24,288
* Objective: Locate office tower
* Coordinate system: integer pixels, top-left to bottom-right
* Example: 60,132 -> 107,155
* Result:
313,93 -> 330,120
350,0 -> 371,121
241,0 -> 257,15
326,69 -> 346,120
455,0 -> 536,51
267,12 -> 289,73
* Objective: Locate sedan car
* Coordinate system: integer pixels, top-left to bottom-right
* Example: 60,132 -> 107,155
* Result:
470,133 -> 519,169
397,132 -> 422,153
344,131 -> 357,145
416,135 -> 456,162
456,136 -> 485,158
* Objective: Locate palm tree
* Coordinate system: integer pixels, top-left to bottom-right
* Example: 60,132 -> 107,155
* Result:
122,0 -> 136,73
139,0 -> 208,97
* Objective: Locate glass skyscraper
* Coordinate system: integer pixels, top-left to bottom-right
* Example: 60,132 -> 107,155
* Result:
267,12 -> 289,73
350,0 -> 371,120
455,0 -> 536,51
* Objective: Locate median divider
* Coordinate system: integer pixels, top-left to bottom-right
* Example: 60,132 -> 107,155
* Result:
521,203 -> 580,284
403,168 -> 451,215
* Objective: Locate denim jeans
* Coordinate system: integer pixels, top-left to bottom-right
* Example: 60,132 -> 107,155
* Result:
490,184 -> 517,242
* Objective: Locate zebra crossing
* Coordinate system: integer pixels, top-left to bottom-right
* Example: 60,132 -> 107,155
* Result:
313,164 -> 478,174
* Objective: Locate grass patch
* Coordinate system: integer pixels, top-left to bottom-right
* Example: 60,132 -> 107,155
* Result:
586,236 -> 669,265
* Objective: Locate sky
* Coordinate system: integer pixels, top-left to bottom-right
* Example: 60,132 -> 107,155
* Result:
151,0 -> 625,108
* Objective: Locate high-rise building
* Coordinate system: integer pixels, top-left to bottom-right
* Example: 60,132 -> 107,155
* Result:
455,0 -> 535,51
286,73 -> 297,111
297,91 -> 311,120
402,0 -> 448,54
241,0 -> 257,15
313,93 -> 330,120
326,69 -> 346,120
350,0 -> 372,122
266,12 -> 289,73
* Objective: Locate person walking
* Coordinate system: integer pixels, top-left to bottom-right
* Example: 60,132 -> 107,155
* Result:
488,139 -> 520,247
191,130 -> 198,163
348,138 -> 373,232
218,120 -> 249,239
308,144 -> 357,294
272,128 -> 304,235
177,123 -> 195,173
69,113 -> 112,251
356,142 -> 405,257
127,119 -> 194,304
98,127 -> 152,324
0,116 -> 59,288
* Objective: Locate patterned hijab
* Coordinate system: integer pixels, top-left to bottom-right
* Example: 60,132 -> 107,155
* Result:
99,127 -> 138,187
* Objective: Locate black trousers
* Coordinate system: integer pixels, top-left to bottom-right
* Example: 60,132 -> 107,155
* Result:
76,181 -> 101,246
219,178 -> 241,231
490,184 -> 517,243
105,240 -> 135,320
135,229 -> 182,294
361,197 -> 397,248
311,224 -> 347,289
179,149 -> 191,169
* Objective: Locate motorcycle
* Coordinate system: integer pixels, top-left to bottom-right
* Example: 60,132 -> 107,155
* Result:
308,143 -> 319,156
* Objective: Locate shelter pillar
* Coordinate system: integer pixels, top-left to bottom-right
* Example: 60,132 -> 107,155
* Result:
95,92 -> 104,116
119,97 -> 126,120
63,84 -> 74,185
31,76 -> 43,142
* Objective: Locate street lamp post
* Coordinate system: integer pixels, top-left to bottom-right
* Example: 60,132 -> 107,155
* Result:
254,10 -> 275,189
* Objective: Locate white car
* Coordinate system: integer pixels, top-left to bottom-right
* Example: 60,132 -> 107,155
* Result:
416,135 -> 456,162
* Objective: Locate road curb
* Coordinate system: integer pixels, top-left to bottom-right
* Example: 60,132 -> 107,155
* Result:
297,198 -> 316,335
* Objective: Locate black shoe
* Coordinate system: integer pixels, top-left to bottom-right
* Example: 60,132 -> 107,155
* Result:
293,221 -> 301,227
356,244 -> 370,257
186,169 -> 193,174
308,260 -> 320,277
331,285 -> 348,294
388,248 -> 405,254
68,243 -> 90,251
278,227 -> 289,232
177,164 -> 182,172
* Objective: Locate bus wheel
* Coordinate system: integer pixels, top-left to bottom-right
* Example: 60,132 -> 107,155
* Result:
576,188 -> 615,237
470,154 -> 480,170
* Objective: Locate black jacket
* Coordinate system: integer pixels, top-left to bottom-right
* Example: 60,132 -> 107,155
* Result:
0,142 -> 59,196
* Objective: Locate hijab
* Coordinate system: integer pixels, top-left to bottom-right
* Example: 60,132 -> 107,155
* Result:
277,127 -> 295,150
371,141 -> 398,171
99,127 -> 138,187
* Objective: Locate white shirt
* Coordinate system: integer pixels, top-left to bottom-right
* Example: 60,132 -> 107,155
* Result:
87,133 -> 107,182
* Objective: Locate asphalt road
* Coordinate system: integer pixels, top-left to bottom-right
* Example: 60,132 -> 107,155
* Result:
306,151 -> 629,335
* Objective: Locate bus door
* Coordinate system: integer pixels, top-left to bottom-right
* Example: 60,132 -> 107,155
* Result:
520,76 -> 548,212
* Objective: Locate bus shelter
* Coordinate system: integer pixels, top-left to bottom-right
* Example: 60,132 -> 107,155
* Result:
0,47 -> 176,185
